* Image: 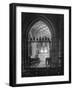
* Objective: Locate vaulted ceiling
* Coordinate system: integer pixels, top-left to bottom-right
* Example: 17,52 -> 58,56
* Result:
28,20 -> 52,41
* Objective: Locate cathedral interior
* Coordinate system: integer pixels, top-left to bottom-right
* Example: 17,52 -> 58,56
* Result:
22,13 -> 64,77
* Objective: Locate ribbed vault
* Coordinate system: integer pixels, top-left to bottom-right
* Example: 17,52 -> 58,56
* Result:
28,20 -> 52,41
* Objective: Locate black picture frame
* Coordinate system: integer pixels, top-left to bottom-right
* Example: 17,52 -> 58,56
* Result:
9,3 -> 71,87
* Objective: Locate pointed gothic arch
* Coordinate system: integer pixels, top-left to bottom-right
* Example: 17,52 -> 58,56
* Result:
24,16 -> 58,68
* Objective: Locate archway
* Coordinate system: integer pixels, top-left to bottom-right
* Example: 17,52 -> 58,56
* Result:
26,17 -> 56,68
